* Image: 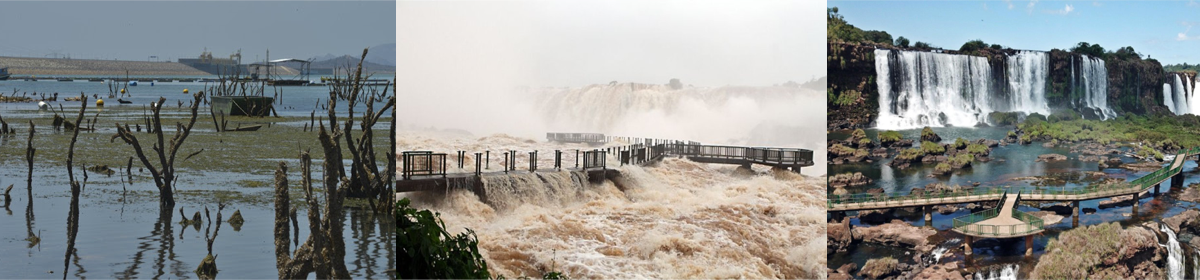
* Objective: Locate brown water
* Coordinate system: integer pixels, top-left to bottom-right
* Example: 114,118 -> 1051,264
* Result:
399,132 -> 825,278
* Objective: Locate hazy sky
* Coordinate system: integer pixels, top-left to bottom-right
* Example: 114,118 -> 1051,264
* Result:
398,0 -> 825,87
829,0 -> 1200,65
0,1 -> 394,62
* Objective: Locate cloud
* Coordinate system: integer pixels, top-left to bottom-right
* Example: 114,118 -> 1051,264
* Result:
1179,25 -> 1196,41
1003,0 -> 1014,10
1190,0 -> 1200,7
1027,0 -> 1039,14
983,2 -> 988,10
1092,1 -> 1102,7
1045,3 -> 1073,15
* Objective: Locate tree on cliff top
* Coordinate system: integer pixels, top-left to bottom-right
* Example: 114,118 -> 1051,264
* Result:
959,39 -> 988,55
827,7 -> 892,46
894,36 -> 910,48
1070,42 -> 1106,58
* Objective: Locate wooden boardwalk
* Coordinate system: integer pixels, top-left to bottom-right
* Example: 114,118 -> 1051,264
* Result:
953,193 -> 1044,238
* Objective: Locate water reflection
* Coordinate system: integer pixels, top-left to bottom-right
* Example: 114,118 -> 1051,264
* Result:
115,208 -> 182,279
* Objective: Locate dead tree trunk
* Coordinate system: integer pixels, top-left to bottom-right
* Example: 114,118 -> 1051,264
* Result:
112,93 -> 205,210
274,149 -> 350,279
64,97 -> 88,279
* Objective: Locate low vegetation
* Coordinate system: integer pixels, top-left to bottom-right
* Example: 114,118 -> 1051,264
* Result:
1014,114 -> 1200,149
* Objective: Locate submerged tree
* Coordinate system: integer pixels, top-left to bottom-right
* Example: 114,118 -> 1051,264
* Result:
112,92 -> 205,209
324,48 -> 396,213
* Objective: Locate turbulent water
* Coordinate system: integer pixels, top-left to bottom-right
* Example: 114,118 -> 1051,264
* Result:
1075,55 -> 1115,119
398,133 -> 827,279
529,82 -> 825,175
1163,224 -> 1185,280
975,264 -> 1018,280
874,50 -> 1121,129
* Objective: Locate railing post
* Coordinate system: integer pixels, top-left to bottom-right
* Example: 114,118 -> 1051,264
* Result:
555,150 -> 561,170
503,152 -> 509,174
475,153 -> 482,176
486,151 -> 490,170
575,149 -> 580,168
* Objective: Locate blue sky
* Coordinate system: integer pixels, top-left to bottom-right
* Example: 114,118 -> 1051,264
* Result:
0,1 -> 394,62
829,0 -> 1200,65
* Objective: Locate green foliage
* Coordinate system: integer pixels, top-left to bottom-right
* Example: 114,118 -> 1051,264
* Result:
989,44 -> 1003,50
1031,223 -> 1131,279
397,198 -> 491,279
835,90 -> 861,106
1026,113 -> 1047,122
857,138 -> 873,147
948,154 -> 973,167
959,39 -> 988,54
878,130 -> 903,143
851,129 -> 867,141
895,36 -> 910,48
1112,46 -> 1141,60
953,137 -> 968,150
1164,62 -> 1200,73
863,30 -> 893,45
896,148 -> 925,161
988,111 -> 1021,126
933,162 -> 952,174
1010,114 -> 1200,149
913,41 -> 932,50
1137,145 -> 1164,161
920,126 -> 938,140
920,141 -> 945,155
966,143 -> 990,156
1070,42 -> 1106,58
1007,131 -> 1017,138
1048,111 -> 1081,123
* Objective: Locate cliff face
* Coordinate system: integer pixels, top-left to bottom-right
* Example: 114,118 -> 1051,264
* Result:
827,42 -> 880,130
1109,57 -> 1168,115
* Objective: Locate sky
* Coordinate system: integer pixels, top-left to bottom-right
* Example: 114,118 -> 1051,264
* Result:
0,1 -> 394,62
398,0 -> 824,87
829,0 -> 1200,65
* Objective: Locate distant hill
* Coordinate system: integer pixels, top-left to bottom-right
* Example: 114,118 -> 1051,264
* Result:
308,42 -> 395,67
310,55 -> 395,74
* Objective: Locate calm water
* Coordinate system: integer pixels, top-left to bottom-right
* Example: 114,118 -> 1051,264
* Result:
0,79 -> 391,117
830,126 -> 1200,279
0,79 -> 396,279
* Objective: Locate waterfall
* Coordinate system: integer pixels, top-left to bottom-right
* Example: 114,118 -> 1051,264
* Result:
1076,55 -> 1115,119
927,238 -> 960,265
480,170 -> 589,211
1005,51 -> 1051,114
1166,83 -> 1177,114
974,264 -> 1018,280
1174,75 -> 1191,115
874,49 -> 996,129
1162,224 -> 1184,280
874,49 -> 1057,130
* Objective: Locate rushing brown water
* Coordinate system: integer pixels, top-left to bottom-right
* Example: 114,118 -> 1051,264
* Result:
399,132 -> 826,278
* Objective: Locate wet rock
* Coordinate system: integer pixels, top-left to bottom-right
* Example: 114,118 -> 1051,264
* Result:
1036,153 -> 1067,162
933,205 -> 960,215
829,263 -> 857,280
1163,209 -> 1200,234
1042,142 -> 1056,148
830,172 -> 873,188
832,186 -> 849,196
912,261 -> 965,280
859,257 -> 899,280
1122,161 -> 1164,172
828,217 -> 855,252
920,127 -> 941,142
872,148 -> 889,158
1178,184 -> 1200,203
885,139 -> 915,149
975,139 -> 999,148
1098,195 -> 1136,209
853,219 -> 937,252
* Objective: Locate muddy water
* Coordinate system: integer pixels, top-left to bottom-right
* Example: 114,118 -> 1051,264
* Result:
399,132 -> 826,278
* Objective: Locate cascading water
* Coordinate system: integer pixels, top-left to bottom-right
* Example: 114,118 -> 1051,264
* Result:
874,49 -> 1053,129
874,49 -> 997,129
1166,83 -> 1177,114
1174,75 -> 1191,115
1005,51 -> 1051,115
1076,55 -> 1115,119
1162,224 -> 1184,280
480,170 -> 589,211
974,264 -> 1018,280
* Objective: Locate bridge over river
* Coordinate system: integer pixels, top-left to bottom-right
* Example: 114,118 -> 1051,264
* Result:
396,133 -> 814,204
829,146 -> 1200,256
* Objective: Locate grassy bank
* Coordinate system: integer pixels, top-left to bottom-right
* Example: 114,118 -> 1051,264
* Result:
1013,113 -> 1200,150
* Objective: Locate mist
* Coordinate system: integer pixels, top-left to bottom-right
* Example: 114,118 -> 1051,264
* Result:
396,0 -> 827,175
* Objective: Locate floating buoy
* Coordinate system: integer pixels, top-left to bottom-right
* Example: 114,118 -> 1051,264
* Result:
96,99 -> 104,106
120,88 -> 126,94
183,88 -> 189,94
37,101 -> 49,110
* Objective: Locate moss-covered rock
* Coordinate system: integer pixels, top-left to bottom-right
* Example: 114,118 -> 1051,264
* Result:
920,127 -> 941,142
858,257 -> 899,279
1030,222 -> 1163,280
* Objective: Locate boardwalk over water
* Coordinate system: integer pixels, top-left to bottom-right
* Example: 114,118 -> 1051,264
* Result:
830,147 -> 1200,255
397,133 -> 814,198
